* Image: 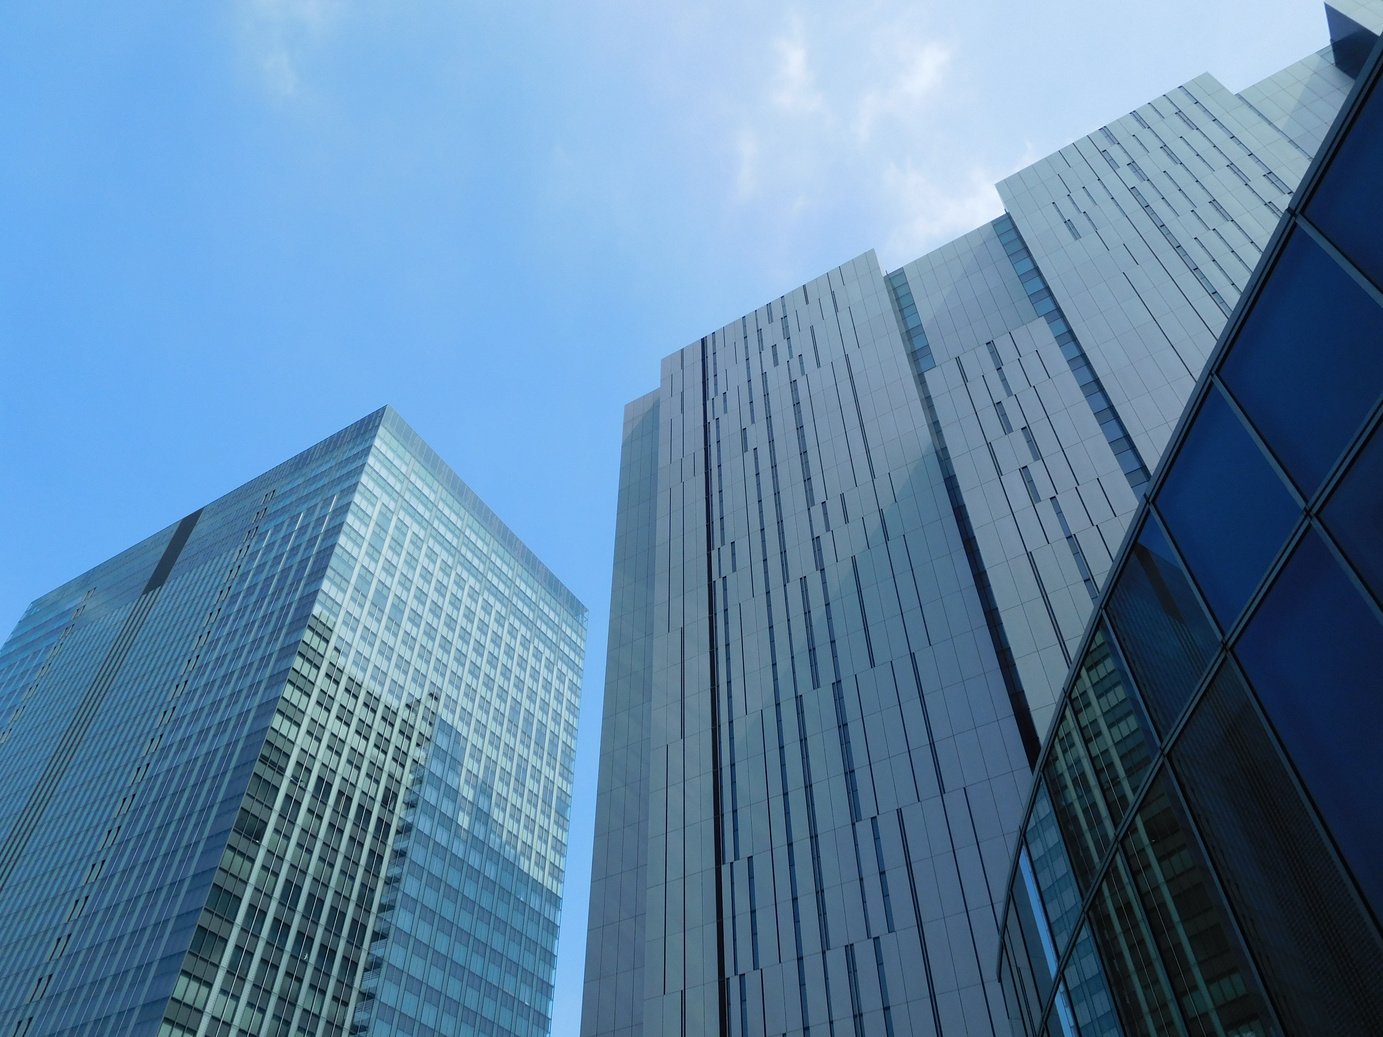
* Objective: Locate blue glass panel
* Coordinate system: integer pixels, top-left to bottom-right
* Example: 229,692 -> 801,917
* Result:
1061,923 -> 1122,1037
1221,232 -> 1383,495
1304,74 -> 1383,288
1235,530 -> 1383,916
1323,419 -> 1383,600
1026,783 -> 1083,953
1173,661 -> 1383,1034
1039,626 -> 1158,896
1157,386 -> 1298,628
1107,520 -> 1218,733
1119,771 -> 1275,1035
1000,939 -> 1040,1036
1013,848 -> 1059,1027
1086,856 -> 1181,1037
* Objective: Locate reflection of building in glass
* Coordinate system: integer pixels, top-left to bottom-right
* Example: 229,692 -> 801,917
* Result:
998,30 -> 1383,1037
0,408 -> 586,1037
582,5 -> 1381,1034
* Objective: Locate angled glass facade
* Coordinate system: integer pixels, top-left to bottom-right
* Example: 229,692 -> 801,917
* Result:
0,408 -> 585,1037
998,33 -> 1383,1037
583,6 -> 1380,1034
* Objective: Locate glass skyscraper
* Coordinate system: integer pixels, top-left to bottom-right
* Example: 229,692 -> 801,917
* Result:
0,407 -> 585,1037
998,28 -> 1383,1036
581,4 -> 1380,1034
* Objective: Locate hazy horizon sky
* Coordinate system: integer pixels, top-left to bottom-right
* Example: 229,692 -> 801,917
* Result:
0,1 -> 1337,1030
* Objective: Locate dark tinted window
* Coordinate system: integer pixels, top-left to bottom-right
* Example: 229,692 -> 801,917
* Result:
1038,627 -> 1156,896
1304,74 -> 1383,288
1025,783 -> 1082,954
1087,856 -> 1180,1037
1120,772 -> 1275,1036
1011,847 -> 1058,1023
1236,529 -> 1383,915
1174,661 -> 1383,1035
1221,231 -> 1383,495
1323,419 -> 1383,599
1157,386 -> 1298,628
1107,520 -> 1218,732
1061,923 -> 1122,1037
1000,935 -> 1041,1037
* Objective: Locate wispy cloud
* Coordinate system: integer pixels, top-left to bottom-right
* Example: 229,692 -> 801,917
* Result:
703,8 -> 974,253
734,128 -> 761,200
663,5 -> 1058,271
770,20 -> 825,115
237,0 -> 338,98
854,41 -> 951,142
878,139 -> 1044,264
880,162 -> 1003,261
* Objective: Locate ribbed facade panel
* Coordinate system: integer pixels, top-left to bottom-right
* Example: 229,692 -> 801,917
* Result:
584,13 -> 1375,1033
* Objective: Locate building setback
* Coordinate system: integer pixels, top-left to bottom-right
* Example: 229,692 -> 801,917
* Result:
0,407 -> 585,1037
998,29 -> 1383,1036
581,4 -> 1380,1035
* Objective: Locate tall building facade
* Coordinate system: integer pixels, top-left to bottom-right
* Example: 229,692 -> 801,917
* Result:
581,5 -> 1380,1034
998,31 -> 1383,1036
0,408 -> 585,1037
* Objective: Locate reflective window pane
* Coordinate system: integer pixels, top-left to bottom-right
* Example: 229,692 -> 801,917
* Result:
1043,711 -> 1106,893
1045,996 -> 1076,1037
1235,529 -> 1383,915
1323,419 -> 1383,599
1009,851 -> 1058,1029
1304,73 -> 1383,288
1174,661 -> 1383,1035
1062,922 -> 1122,1037
1069,628 -> 1157,825
1087,856 -> 1181,1037
1000,940 -> 1040,1037
1039,627 -> 1157,896
1121,772 -> 1276,1036
1221,232 -> 1383,495
1107,520 -> 1218,732
1026,783 -> 1083,953
1157,386 -> 1298,628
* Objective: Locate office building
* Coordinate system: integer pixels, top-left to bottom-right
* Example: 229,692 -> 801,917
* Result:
581,4 -> 1380,1034
0,408 -> 586,1037
998,29 -> 1383,1037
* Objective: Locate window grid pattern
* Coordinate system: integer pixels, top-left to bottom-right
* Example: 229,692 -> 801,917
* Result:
0,418 -> 380,1036
0,410 -> 585,1037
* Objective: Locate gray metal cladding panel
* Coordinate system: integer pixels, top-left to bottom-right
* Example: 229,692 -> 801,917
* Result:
996,71 -> 1344,471
1238,48 -> 1356,156
581,25 -> 1374,1036
919,311 -> 1135,734
891,225 -> 1037,370
582,393 -> 661,1037
892,228 -> 1144,733
590,252 -> 1035,1035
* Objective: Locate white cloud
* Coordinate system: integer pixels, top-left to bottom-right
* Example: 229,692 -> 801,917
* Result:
879,161 -> 1004,263
237,0 -> 337,98
770,21 -> 825,115
855,41 -> 951,142
706,8 -> 981,256
735,128 -> 761,200
879,138 -> 1045,263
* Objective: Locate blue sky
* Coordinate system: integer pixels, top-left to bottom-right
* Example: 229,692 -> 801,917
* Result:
0,1 -> 1330,1029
